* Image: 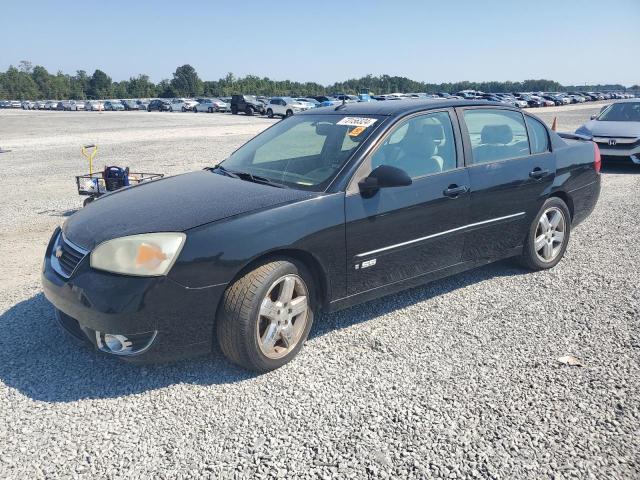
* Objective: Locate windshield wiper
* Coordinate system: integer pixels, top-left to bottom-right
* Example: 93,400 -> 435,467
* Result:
206,164 -> 239,179
234,171 -> 288,189
207,165 -> 288,189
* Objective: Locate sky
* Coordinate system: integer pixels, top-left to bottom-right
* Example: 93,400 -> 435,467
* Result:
1,0 -> 639,86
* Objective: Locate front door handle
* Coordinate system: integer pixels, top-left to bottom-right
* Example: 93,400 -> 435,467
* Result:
443,184 -> 469,198
529,168 -> 550,179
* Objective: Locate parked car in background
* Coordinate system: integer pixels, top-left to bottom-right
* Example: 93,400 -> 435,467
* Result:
21,100 -> 35,110
44,100 -> 58,110
57,100 -> 83,111
230,95 -> 266,115
147,99 -> 171,112
310,95 -> 341,107
104,100 -> 125,111
122,100 -> 140,110
295,98 -> 320,108
576,99 -> 640,165
194,98 -> 228,112
265,97 -> 312,118
136,99 -> 150,110
34,100 -> 48,110
85,100 -> 105,111
518,95 -> 543,108
170,98 -> 199,112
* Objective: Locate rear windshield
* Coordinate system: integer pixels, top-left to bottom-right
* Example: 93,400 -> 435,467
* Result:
220,114 -> 384,191
597,102 -> 640,122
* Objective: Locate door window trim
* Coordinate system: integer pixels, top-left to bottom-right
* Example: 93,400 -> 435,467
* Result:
522,112 -> 553,156
346,108 -> 464,195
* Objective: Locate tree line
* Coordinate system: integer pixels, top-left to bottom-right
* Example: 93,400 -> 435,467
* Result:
0,61 -> 635,100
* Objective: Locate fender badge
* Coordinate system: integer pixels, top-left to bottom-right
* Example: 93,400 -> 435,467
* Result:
55,246 -> 63,259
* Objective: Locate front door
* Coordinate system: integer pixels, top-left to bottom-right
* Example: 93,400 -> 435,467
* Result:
345,110 -> 471,295
458,107 -> 556,260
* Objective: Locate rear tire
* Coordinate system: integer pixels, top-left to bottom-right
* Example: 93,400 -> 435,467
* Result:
518,197 -> 571,271
182,106 -> 187,112
286,109 -> 293,117
208,107 -> 213,113
217,260 -> 314,372
267,108 -> 274,118
245,106 -> 254,116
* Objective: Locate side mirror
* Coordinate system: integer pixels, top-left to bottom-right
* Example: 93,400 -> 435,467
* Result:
590,114 -> 597,120
358,165 -> 412,198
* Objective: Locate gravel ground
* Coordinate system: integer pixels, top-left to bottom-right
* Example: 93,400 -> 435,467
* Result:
0,105 -> 638,479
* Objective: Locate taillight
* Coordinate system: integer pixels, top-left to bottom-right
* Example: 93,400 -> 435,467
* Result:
593,142 -> 601,174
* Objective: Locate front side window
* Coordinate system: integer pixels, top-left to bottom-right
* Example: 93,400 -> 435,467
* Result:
525,116 -> 550,154
463,109 -> 529,164
220,114 -> 382,191
370,111 -> 457,179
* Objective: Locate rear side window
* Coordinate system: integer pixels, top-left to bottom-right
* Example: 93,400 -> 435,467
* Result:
463,109 -> 529,164
525,116 -> 550,154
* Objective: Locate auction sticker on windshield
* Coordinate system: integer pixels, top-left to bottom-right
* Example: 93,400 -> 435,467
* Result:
337,117 -> 378,128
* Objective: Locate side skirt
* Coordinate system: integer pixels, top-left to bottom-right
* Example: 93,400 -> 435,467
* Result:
326,246 -> 523,313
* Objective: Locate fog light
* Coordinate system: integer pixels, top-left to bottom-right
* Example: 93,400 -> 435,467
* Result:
95,331 -> 157,356
103,334 -> 132,353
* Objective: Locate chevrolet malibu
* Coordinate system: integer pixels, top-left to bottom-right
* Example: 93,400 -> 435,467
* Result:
42,100 -> 601,372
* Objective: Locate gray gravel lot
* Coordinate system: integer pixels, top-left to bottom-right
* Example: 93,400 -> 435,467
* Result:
0,105 -> 638,479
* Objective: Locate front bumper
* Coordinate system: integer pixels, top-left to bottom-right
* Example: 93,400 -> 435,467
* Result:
41,228 -> 227,362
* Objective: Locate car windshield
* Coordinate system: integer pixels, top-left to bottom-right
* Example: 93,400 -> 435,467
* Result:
597,102 -> 640,122
219,114 -> 383,191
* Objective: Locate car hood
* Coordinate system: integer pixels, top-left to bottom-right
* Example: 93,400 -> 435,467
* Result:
579,120 -> 640,137
63,170 -> 316,250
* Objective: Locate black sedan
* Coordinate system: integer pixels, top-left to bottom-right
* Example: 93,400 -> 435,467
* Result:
42,100 -> 601,371
147,99 -> 170,112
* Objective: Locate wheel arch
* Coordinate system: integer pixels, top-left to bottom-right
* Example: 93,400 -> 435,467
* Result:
548,190 -> 574,221
226,248 -> 330,312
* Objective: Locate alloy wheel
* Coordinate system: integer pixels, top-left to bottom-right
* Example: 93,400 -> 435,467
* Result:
256,274 -> 309,359
534,207 -> 566,262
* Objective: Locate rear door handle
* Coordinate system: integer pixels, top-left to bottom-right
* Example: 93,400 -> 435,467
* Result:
443,184 -> 469,198
529,168 -> 550,179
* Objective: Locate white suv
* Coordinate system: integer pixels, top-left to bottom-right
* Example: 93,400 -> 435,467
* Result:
265,97 -> 311,118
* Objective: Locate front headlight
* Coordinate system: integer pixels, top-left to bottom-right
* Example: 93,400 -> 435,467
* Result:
90,233 -> 186,276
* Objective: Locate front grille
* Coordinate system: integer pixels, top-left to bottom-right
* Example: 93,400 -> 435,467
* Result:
594,137 -> 640,151
51,233 -> 88,278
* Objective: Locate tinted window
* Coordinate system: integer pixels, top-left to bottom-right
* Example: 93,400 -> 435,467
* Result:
463,109 -> 529,164
525,116 -> 549,154
371,111 -> 457,179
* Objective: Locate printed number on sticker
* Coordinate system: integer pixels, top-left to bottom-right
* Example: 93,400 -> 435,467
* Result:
337,117 -> 378,128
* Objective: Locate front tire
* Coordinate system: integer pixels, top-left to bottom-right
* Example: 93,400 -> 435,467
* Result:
245,106 -> 254,115
518,197 -> 571,270
217,260 -> 314,372
285,109 -> 293,117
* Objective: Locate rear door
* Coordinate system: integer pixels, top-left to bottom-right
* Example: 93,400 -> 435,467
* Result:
345,110 -> 471,294
458,107 -> 555,260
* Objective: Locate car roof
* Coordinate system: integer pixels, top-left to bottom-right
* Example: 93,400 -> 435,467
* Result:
298,99 -> 508,116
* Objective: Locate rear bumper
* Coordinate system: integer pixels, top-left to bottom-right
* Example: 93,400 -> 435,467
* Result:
41,229 -> 227,362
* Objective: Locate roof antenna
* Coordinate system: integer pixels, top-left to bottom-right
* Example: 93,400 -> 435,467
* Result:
335,94 -> 347,111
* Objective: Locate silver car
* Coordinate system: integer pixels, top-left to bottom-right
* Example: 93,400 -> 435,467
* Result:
194,98 -> 228,112
576,99 -> 640,165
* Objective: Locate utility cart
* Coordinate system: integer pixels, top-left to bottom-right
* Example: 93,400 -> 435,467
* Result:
75,145 -> 164,207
